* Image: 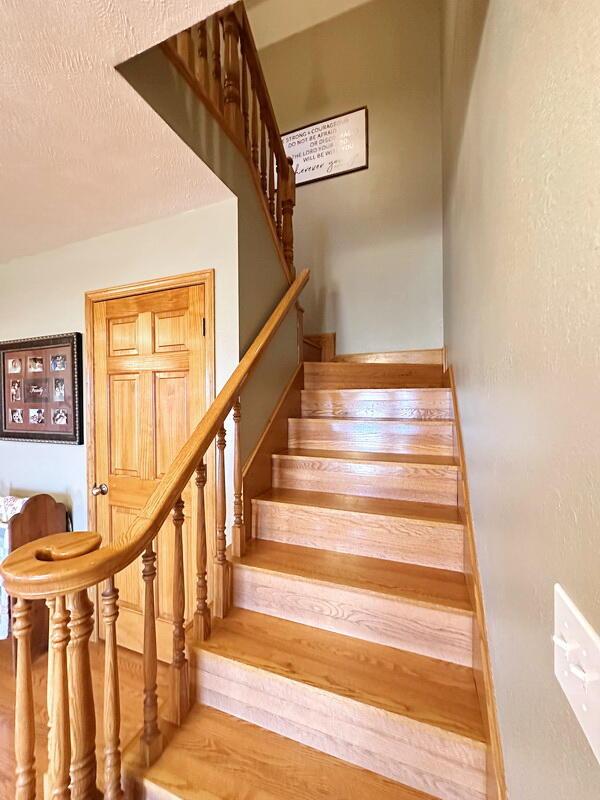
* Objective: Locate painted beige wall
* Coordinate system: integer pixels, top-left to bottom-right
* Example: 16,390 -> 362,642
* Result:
259,0 -> 444,354
442,2 -> 600,797
0,200 -> 239,531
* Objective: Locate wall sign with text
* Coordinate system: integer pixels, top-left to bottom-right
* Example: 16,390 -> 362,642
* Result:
282,107 -> 368,187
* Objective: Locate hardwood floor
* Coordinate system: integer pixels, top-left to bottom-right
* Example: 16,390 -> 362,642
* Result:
0,638 -> 169,798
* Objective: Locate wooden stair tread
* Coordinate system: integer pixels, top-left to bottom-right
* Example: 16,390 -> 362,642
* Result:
301,388 -> 454,421
254,487 -> 462,525
124,704 -> 435,799
198,608 -> 485,743
294,416 -> 453,424
277,448 -> 459,467
234,540 -> 472,613
304,362 -> 446,390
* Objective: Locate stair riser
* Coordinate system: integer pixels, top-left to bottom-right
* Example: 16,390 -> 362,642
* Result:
273,456 -> 458,505
301,389 -> 454,420
196,656 -> 486,800
304,363 -> 445,390
253,500 -> 465,572
288,419 -> 454,455
233,566 -> 473,667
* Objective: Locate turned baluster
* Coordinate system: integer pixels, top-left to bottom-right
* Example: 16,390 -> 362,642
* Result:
223,12 -> 243,139
44,599 -> 56,798
13,598 -> 36,800
197,21 -> 209,91
282,157 -> 296,277
68,590 -> 97,799
140,544 -> 163,766
260,115 -> 268,196
48,596 -> 71,800
176,29 -> 193,73
102,578 -> 124,800
268,142 -> 276,218
232,399 -> 246,557
211,15 -> 224,112
276,158 -> 283,240
241,51 -> 249,146
213,424 -> 232,618
251,89 -> 259,169
170,497 -> 190,726
194,458 -> 211,641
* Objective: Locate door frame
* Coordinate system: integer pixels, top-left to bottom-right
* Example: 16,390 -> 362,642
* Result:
84,270 -> 216,634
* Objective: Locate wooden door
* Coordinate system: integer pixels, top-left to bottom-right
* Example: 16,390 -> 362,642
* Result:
90,278 -> 210,661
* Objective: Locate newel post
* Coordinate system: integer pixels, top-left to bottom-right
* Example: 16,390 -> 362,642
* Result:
223,12 -> 243,140
281,157 -> 296,277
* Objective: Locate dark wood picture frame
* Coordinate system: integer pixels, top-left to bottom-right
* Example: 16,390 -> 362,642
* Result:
282,106 -> 369,187
0,332 -> 83,444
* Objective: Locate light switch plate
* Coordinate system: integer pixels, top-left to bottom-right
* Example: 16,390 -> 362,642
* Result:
554,583 -> 600,763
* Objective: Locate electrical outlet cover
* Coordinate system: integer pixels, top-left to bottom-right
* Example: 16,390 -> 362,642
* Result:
554,583 -> 600,764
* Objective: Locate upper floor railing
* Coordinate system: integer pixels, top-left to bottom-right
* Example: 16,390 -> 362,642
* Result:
163,1 -> 296,284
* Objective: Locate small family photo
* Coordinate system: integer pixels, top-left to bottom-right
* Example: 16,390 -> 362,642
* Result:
52,409 -> 68,425
7,358 -> 22,374
54,377 -> 65,402
29,408 -> 45,425
28,356 -> 44,373
10,409 -> 24,424
50,354 -> 67,371
10,380 -> 22,402
25,378 -> 49,403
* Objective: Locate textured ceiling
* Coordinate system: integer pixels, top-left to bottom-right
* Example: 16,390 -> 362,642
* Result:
0,0 -> 232,264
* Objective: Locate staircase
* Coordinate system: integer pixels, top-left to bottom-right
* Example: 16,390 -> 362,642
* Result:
125,355 -> 488,800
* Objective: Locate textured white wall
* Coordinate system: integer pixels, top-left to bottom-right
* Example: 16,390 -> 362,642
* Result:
259,0 -> 444,355
0,0 -> 231,262
0,200 -> 238,531
442,2 -> 600,797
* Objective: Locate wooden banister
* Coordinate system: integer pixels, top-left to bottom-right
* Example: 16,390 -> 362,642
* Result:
1,4 -> 308,792
1,269 -> 309,600
1,268 -> 308,792
161,1 -> 295,284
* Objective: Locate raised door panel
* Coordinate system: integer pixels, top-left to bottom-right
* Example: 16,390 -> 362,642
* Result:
111,505 -> 143,612
109,375 -> 141,477
108,316 -> 139,356
155,372 -> 189,479
154,311 -> 189,353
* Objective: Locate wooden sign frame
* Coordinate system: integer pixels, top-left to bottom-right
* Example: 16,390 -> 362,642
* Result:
0,332 -> 83,444
282,106 -> 369,187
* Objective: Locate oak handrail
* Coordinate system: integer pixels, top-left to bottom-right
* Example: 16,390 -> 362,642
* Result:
0,269 -> 309,600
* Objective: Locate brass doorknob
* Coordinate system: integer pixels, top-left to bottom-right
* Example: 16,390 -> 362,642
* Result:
91,483 -> 109,497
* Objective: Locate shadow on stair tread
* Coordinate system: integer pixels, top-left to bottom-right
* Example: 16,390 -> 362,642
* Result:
123,704 -> 438,800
